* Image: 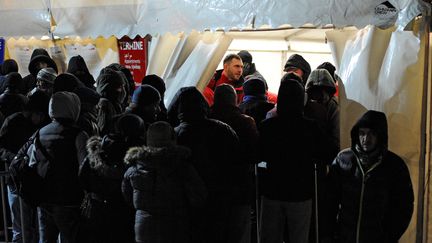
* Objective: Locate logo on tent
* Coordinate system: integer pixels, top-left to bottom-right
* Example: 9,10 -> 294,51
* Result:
375,1 -> 398,17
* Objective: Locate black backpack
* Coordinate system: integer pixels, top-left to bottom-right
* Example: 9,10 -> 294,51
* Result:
9,130 -> 52,206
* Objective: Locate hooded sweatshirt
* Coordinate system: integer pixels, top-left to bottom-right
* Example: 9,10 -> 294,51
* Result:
67,55 -> 96,89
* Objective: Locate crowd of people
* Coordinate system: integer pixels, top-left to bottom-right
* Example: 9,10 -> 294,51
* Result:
0,48 -> 414,243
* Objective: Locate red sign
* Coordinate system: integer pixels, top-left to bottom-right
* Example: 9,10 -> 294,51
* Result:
118,36 -> 148,86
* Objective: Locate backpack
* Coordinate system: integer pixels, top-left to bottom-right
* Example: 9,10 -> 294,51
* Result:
9,130 -> 52,206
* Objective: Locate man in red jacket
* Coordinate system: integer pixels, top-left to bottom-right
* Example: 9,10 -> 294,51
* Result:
204,54 -> 244,106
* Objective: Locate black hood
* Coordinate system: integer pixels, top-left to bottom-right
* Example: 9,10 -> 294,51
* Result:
350,110 -> 388,149
276,73 -> 305,118
284,54 -> 311,84
169,87 -> 209,123
67,55 -> 95,88
28,48 -> 58,76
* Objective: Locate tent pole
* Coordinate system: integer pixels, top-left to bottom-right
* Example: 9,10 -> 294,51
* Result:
416,14 -> 430,243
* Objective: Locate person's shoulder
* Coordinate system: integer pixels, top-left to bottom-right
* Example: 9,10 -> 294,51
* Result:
332,148 -> 356,170
384,151 -> 409,169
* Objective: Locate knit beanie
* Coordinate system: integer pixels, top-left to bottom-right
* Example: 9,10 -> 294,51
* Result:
37,67 -> 57,84
53,73 -> 83,93
25,89 -> 50,114
131,85 -> 161,106
49,91 -> 81,122
243,78 -> 266,97
237,50 -> 253,64
284,54 -> 311,83
214,84 -> 237,107
146,121 -> 175,147
141,74 -> 166,96
317,62 -> 336,80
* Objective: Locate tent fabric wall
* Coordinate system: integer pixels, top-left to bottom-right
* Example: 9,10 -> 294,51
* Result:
0,0 -> 427,38
5,36 -> 119,78
147,31 -> 231,106
327,25 -> 425,243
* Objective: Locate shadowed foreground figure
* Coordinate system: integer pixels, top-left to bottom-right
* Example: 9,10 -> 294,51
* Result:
322,110 -> 414,243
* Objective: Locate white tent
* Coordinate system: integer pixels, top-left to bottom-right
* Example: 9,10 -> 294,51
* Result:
0,1 -> 431,243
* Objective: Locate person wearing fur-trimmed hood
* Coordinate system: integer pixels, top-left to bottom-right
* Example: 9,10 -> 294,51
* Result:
122,121 -> 206,243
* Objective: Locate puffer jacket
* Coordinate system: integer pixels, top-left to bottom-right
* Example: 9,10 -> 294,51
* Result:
122,145 -> 206,243
323,110 -> 414,243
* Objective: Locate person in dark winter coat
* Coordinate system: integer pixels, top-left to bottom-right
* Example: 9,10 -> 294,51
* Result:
210,84 -> 259,243
141,74 -> 168,121
305,69 -> 340,151
0,72 -> 28,117
114,113 -> 146,147
0,90 -> 50,243
37,91 -> 88,243
122,121 -> 206,243
0,59 -> 19,94
28,67 -> 58,97
322,110 -> 414,243
74,86 -> 101,137
239,77 -> 275,125
78,134 -> 135,243
283,54 -> 311,85
22,48 -> 58,94
173,87 -> 250,243
258,78 -> 335,243
106,63 -> 135,108
67,55 -> 96,90
204,54 -> 245,106
237,50 -> 278,104
126,84 -> 161,127
96,68 -> 125,136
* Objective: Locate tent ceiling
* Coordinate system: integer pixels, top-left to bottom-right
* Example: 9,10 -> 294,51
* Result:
0,0 -> 428,38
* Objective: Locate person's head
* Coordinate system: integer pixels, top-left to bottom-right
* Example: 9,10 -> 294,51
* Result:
1,59 -> 18,75
305,69 -> 336,105
351,110 -> 388,153
223,54 -> 243,81
28,48 -> 58,77
243,77 -> 267,99
96,68 -> 125,103
53,73 -> 83,94
116,113 -> 146,142
141,74 -> 166,99
147,121 -> 176,148
49,91 -> 81,123
130,85 -> 161,122
36,67 -> 57,95
284,54 -> 311,85
4,72 -> 24,93
237,50 -> 253,76
213,84 -> 237,107
25,90 -> 50,126
175,86 -> 209,122
277,73 -> 306,117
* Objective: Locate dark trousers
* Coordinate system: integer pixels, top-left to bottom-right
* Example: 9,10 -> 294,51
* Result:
37,204 -> 80,243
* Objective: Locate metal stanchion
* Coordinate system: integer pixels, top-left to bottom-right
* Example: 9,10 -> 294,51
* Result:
254,164 -> 260,243
0,171 -> 10,242
18,196 -> 26,243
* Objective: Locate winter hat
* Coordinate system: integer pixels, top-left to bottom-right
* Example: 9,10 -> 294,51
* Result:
49,91 -> 81,122
73,86 -> 101,106
147,121 -> 175,147
67,55 -> 90,74
176,87 -> 209,121
317,62 -> 336,81
4,72 -> 24,90
141,75 -> 166,97
237,50 -> 253,64
53,73 -> 83,93
37,67 -> 57,84
116,113 -> 146,139
243,78 -> 266,97
284,54 -> 311,83
305,69 -> 336,96
277,74 -> 305,117
1,59 -> 18,75
28,48 -> 58,76
214,84 -> 237,107
25,89 -> 50,114
131,85 -> 161,106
